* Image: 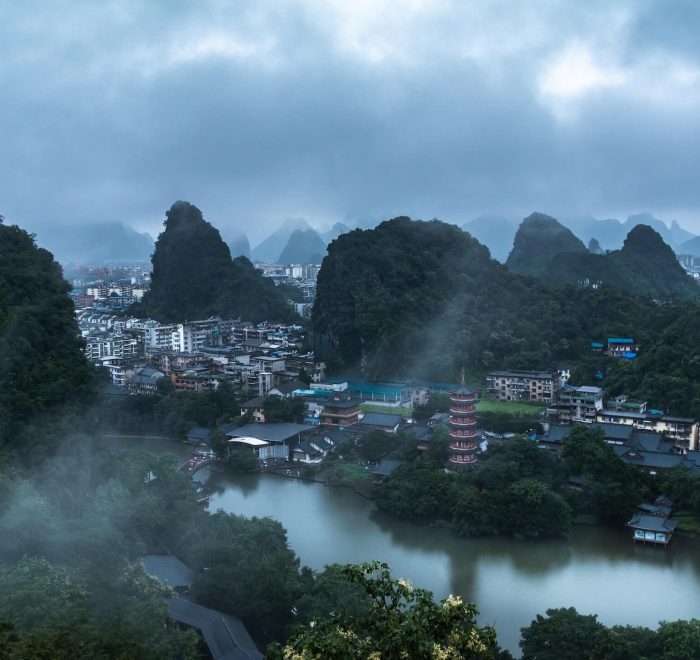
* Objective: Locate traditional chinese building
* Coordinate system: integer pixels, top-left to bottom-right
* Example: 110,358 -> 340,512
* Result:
448,377 -> 479,467
320,394 -> 361,427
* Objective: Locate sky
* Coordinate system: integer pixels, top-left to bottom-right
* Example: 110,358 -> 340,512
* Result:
1,0 -> 699,244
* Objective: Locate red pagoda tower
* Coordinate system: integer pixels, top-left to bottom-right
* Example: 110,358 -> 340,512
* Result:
448,371 -> 478,466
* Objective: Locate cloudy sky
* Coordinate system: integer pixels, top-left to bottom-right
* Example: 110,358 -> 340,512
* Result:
1,0 -> 699,243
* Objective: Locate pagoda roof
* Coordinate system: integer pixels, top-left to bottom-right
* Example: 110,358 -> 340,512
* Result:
451,385 -> 476,395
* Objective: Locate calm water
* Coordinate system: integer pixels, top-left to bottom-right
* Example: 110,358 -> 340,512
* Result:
204,471 -> 700,654
104,437 -> 700,654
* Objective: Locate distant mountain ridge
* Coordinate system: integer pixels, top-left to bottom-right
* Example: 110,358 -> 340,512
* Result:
461,215 -> 515,262
278,229 -> 326,264
560,213 -> 696,251
227,230 -> 251,259
506,214 -> 698,298
31,221 -> 154,265
251,218 -> 313,261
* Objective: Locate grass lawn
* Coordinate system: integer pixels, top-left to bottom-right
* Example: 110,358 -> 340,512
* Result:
675,512 -> 700,534
331,461 -> 373,485
360,403 -> 413,418
475,400 -> 544,415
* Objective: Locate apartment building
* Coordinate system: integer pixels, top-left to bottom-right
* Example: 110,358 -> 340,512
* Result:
485,370 -> 559,403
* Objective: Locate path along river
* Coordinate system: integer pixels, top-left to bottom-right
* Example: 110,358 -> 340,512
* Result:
108,437 -> 700,654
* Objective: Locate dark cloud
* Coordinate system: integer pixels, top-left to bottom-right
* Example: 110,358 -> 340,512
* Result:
1,0 -> 699,246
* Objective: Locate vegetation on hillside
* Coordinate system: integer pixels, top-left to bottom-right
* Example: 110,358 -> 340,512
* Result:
135,201 -> 297,322
506,214 -> 698,298
505,212 -> 587,276
313,216 -> 700,417
0,222 -> 94,456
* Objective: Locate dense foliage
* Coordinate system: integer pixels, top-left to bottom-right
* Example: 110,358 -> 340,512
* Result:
94,380 -> 242,438
562,426 -> 651,524
135,201 -> 296,322
313,216 -> 700,417
313,217 -> 639,379
0,223 -> 94,455
0,441 -> 312,650
507,214 -> 698,299
544,224 -> 700,299
377,437 -> 572,540
520,607 -> 700,660
505,212 -> 587,276
268,561 -> 507,659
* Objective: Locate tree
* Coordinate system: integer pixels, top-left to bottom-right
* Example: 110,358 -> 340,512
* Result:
186,512 -> 303,641
268,561 -> 506,659
294,564 -> 372,624
520,607 -> 606,660
357,430 -> 395,463
264,396 -> 305,423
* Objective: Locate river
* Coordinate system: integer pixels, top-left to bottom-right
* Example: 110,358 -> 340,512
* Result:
203,471 -> 700,654
105,437 -> 700,654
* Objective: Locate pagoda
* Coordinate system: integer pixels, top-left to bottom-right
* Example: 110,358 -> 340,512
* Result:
448,370 -> 479,466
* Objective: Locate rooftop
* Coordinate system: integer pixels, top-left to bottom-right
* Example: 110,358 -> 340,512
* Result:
626,513 -> 678,533
168,597 -> 262,660
143,554 -> 193,590
224,422 -> 314,443
373,459 -> 404,477
361,412 -> 401,428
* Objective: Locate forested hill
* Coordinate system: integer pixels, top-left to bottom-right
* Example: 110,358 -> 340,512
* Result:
507,215 -> 698,299
0,221 -> 93,449
313,217 -> 651,381
506,212 -> 587,276
135,201 -> 296,323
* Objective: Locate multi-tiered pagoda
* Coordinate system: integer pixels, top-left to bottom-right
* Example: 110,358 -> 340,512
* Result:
448,374 -> 479,467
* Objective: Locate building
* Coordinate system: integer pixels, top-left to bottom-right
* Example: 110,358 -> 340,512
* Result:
219,422 -> 315,461
359,412 -> 401,434
143,554 -> 262,659
485,370 -> 559,403
447,382 -> 479,467
607,337 -> 639,358
320,395 -> 361,427
555,386 -> 604,423
626,496 -> 678,546
84,333 -> 140,361
127,366 -> 164,395
596,408 -> 699,451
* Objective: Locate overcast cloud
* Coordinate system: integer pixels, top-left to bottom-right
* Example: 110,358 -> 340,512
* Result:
1,0 -> 699,243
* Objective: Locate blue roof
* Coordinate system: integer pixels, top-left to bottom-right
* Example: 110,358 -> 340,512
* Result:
591,342 -> 605,348
143,554 -> 193,589
621,352 -> 638,359
362,412 -> 401,428
608,337 -> 634,343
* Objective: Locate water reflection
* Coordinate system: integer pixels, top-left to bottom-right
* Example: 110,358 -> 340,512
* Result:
105,440 -> 700,655
205,472 -> 700,654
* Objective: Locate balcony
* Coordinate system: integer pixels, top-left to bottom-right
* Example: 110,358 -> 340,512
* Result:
449,454 -> 478,464
449,429 -> 477,439
450,441 -> 478,451
450,406 -> 475,415
451,417 -> 476,427
450,394 -> 477,403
